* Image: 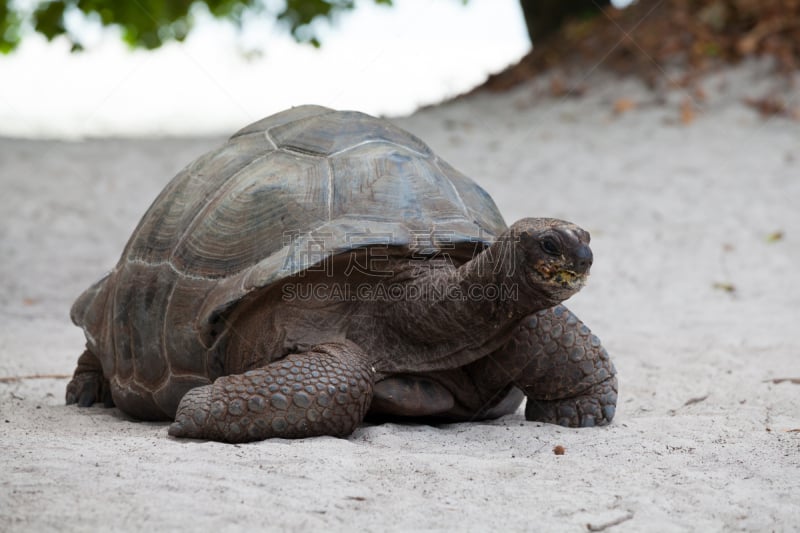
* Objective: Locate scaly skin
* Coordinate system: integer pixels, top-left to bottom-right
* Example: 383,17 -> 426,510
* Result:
168,342 -> 375,442
473,305 -> 617,427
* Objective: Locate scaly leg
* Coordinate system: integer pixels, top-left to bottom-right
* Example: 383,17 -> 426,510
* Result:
472,305 -> 617,427
169,341 -> 375,442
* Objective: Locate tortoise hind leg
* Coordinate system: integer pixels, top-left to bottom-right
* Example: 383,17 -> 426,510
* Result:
169,341 -> 375,443
66,348 -> 113,408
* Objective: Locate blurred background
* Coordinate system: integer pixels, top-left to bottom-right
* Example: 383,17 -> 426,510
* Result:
1,0 -> 796,138
0,0 -> 533,137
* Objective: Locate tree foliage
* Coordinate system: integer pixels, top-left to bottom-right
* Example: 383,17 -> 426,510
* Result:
0,0 -> 394,53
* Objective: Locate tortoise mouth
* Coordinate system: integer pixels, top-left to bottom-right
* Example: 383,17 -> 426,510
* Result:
527,266 -> 588,295
551,269 -> 587,289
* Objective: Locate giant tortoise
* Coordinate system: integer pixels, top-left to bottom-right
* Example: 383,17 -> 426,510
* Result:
67,105 -> 617,442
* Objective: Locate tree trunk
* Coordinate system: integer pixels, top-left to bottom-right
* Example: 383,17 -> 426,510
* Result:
519,0 -> 611,44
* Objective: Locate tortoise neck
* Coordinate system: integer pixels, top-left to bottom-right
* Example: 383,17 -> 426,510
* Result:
388,235 -> 555,345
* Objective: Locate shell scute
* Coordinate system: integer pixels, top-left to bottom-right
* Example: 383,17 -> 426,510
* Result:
123,134 -> 273,264
329,143 -> 464,226
170,150 -> 330,278
269,109 -> 432,157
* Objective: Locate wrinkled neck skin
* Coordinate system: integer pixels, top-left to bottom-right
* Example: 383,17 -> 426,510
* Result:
386,234 -> 560,348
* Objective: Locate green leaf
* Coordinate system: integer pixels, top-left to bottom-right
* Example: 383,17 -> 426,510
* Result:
0,0 -> 468,52
33,1 -> 68,41
1,2 -> 23,54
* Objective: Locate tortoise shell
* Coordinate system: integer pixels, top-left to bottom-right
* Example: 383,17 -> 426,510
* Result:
71,105 -> 507,415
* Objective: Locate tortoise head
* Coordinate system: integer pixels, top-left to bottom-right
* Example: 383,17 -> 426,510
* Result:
509,218 -> 593,303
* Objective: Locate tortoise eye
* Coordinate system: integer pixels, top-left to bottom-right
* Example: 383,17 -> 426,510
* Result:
541,237 -> 561,256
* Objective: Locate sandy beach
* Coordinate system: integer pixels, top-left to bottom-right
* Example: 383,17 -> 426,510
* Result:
1,62 -> 798,531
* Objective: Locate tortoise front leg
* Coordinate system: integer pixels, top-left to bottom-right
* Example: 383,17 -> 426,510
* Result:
475,305 -> 617,427
169,341 -> 375,443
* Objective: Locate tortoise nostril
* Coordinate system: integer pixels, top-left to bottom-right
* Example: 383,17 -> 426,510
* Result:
574,245 -> 593,274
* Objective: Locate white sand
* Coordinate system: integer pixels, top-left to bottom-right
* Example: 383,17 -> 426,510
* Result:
1,63 -> 798,531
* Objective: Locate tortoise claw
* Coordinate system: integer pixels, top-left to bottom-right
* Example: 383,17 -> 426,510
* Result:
168,385 -> 213,440
168,420 -> 190,438
66,371 -> 112,408
77,388 -> 96,407
103,388 -> 115,408
66,349 -> 113,409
